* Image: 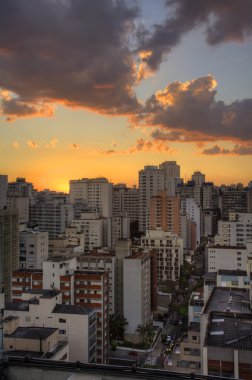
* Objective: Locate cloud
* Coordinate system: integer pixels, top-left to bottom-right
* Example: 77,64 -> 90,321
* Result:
139,0 -> 252,69
201,144 -> 252,156
0,92 -> 55,121
98,138 -> 172,155
27,140 -> 38,149
134,75 -> 252,143
129,138 -> 170,153
151,129 -> 217,143
0,0 -> 141,119
45,138 -> 58,148
68,143 -> 80,150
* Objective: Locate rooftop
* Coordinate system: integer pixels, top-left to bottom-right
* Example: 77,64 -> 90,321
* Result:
7,327 -> 57,340
204,272 -> 217,280
23,289 -> 61,298
125,251 -> 150,260
218,269 -> 247,276
12,269 -> 43,274
52,304 -> 93,315
206,312 -> 252,350
203,287 -> 251,315
5,302 -> 29,312
208,245 -> 246,250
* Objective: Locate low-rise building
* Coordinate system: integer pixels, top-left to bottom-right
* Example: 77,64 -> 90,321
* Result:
201,287 -> 252,379
4,289 -> 96,363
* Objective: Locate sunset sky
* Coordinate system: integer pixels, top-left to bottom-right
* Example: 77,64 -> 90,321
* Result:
1,0 -> 252,192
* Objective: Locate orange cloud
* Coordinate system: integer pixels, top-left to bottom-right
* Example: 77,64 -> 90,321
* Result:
97,138 -> 172,156
27,140 -> 38,149
45,138 -> 58,148
68,143 -> 81,149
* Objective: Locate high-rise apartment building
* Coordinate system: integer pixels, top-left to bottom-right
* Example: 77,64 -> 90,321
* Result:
112,184 -> 139,222
149,191 -> 180,235
71,212 -> 104,251
159,161 -> 180,178
191,171 -> 205,186
8,177 -> 33,198
0,174 -> 8,209
123,251 -> 151,343
6,196 -> 29,224
219,188 -> 247,220
138,166 -> 164,233
0,209 -> 19,300
141,229 -> 183,282
69,178 -> 112,218
159,161 -> 181,196
215,213 -> 252,246
29,200 -> 74,238
181,198 -> 202,244
19,229 -> 48,269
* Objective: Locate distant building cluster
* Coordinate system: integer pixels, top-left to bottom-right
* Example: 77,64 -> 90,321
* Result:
1,164 -> 252,378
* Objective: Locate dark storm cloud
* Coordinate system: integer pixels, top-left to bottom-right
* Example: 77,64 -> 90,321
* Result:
139,0 -> 252,69
0,0 -> 140,119
201,144 -> 252,155
135,75 -> 252,142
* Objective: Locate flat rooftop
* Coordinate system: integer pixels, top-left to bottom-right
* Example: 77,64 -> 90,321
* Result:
208,245 -> 246,250
206,312 -> 252,350
23,289 -> 61,298
8,327 -> 57,340
52,304 -> 93,315
203,287 -> 251,315
5,302 -> 29,312
218,269 -> 247,276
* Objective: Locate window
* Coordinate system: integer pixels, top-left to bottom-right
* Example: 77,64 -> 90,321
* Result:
59,330 -> 66,334
59,318 -> 66,323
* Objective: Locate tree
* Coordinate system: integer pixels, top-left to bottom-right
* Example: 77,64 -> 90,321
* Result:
109,314 -> 128,341
136,322 -> 155,348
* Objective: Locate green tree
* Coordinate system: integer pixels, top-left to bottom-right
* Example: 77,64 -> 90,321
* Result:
109,314 -> 128,340
136,322 -> 155,348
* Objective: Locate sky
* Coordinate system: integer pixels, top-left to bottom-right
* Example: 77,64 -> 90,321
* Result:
0,0 -> 252,192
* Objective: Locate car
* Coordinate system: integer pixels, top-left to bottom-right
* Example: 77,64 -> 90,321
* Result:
165,335 -> 172,343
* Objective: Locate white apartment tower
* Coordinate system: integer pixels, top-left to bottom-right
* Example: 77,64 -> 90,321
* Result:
123,251 -> 151,343
215,213 -> 252,246
19,229 -> 49,270
159,161 -> 181,196
69,178 -> 112,218
112,184 -> 139,222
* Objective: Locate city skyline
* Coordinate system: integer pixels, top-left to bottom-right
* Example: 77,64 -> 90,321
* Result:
1,0 -> 252,191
